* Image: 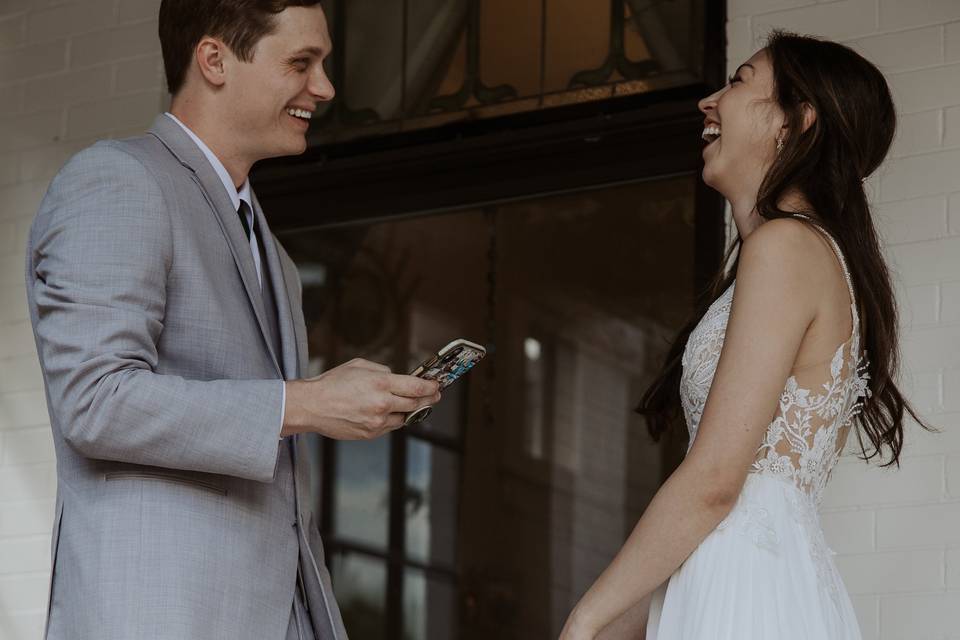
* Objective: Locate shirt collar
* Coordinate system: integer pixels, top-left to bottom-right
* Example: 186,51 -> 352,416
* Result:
164,112 -> 251,213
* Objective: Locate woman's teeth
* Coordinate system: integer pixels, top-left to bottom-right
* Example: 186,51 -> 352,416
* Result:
701,125 -> 721,143
287,108 -> 313,121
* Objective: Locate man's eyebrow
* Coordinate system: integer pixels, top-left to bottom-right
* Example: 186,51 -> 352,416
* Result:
290,46 -> 328,57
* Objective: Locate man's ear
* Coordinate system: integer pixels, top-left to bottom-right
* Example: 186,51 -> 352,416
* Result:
196,36 -> 229,88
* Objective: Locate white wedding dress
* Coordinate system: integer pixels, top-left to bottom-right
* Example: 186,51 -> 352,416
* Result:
646,220 -> 868,639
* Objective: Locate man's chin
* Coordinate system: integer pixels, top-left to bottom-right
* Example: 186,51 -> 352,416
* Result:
261,138 -> 309,161
286,133 -> 309,156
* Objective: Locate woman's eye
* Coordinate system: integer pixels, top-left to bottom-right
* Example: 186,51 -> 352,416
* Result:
727,75 -> 741,85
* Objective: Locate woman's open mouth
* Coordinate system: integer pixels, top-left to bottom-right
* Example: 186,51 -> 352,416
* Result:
701,125 -> 721,145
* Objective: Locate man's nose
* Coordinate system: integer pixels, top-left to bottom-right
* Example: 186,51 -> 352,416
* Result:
310,70 -> 335,103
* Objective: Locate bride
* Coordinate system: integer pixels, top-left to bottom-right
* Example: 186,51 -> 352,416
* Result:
559,31 -> 930,640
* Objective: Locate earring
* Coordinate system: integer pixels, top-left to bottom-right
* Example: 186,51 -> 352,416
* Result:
776,137 -> 784,153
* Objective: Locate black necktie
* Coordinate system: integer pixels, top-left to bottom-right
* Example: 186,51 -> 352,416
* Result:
237,200 -> 263,291
238,201 -> 254,240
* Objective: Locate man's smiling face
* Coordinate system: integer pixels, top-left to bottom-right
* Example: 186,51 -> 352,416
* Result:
224,5 -> 335,162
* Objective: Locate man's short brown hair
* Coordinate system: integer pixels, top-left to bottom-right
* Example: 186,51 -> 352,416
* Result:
159,0 -> 324,95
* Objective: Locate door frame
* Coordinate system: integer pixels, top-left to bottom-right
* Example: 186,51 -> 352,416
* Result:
253,2 -> 727,637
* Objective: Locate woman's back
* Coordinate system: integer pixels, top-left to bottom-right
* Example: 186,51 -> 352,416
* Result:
681,215 -> 869,505
647,217 -> 868,638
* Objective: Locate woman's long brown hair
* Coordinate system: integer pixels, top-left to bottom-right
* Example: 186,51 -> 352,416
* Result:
638,31 -> 932,467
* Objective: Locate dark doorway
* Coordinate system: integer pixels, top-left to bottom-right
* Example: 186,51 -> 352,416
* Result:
254,2 -> 726,637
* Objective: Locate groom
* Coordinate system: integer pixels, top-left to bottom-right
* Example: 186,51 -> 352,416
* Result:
25,1 -> 440,639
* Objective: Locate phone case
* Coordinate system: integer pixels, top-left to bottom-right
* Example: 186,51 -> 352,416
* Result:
411,338 -> 486,391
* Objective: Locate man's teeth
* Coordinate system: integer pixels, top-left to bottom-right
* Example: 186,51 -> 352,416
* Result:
701,125 -> 721,141
286,108 -> 313,120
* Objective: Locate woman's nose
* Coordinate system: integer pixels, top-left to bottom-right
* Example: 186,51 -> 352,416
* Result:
698,88 -> 722,116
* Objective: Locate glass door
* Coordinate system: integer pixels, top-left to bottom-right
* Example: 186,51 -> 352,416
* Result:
280,173 -> 700,639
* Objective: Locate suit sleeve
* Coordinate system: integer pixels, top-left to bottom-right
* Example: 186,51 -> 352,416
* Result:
28,142 -> 284,482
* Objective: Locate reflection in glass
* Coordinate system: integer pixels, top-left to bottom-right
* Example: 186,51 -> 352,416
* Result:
406,439 -> 459,567
332,551 -> 388,640
522,335 -> 548,460
286,175 -> 699,637
333,438 -> 390,550
403,568 -> 458,640
411,373 -> 466,441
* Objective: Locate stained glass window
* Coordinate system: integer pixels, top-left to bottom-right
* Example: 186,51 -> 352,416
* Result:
311,0 -> 705,143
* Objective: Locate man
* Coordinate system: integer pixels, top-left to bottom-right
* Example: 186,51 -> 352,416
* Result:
24,1 -> 440,638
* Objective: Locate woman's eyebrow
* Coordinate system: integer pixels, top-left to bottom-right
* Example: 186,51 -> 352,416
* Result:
735,63 -> 756,75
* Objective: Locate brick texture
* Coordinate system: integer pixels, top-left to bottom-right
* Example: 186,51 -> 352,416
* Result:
0,1 -> 958,639
734,2 -> 960,637
0,1 -> 165,635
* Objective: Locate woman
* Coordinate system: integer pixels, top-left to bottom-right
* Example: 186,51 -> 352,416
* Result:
560,31 -> 929,639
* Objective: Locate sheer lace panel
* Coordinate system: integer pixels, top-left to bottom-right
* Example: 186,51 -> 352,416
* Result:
680,217 -> 870,506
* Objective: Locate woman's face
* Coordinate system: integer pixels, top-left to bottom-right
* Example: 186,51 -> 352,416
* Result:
697,49 -> 785,201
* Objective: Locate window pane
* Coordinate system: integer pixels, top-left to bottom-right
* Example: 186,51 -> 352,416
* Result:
471,178 -> 695,637
403,568 -> 458,640
342,0 -> 404,120
406,438 -> 459,567
544,0 -> 611,92
333,438 -> 390,550
408,369 -> 467,441
479,0 -> 543,98
406,0 -> 468,115
332,551 -> 388,640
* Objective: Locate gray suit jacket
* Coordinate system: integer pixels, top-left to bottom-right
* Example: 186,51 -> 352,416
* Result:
25,115 -> 347,640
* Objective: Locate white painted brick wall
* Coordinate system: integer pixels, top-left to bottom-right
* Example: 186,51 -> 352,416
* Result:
728,0 -> 960,636
0,0 -> 165,637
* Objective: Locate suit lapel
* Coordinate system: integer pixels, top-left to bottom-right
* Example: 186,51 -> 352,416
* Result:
147,115 -> 282,378
250,191 -> 299,380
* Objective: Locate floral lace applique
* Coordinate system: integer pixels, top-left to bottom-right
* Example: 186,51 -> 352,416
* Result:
680,279 -> 870,507
680,283 -> 735,446
752,340 -> 870,506
716,497 -> 780,554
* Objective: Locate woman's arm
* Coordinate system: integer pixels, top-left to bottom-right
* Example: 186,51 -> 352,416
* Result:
594,592 -> 653,640
560,218 -> 823,639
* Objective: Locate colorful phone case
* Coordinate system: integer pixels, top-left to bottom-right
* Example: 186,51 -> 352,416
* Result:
411,339 -> 486,391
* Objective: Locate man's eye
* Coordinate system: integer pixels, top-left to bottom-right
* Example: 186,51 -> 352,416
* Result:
292,58 -> 309,70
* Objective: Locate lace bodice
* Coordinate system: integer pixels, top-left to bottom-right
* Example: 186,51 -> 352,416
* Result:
680,219 -> 870,507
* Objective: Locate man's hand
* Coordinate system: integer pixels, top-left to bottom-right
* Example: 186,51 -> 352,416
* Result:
281,358 -> 441,439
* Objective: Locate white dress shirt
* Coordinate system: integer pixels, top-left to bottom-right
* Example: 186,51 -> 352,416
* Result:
165,113 -> 263,287
165,112 -> 287,438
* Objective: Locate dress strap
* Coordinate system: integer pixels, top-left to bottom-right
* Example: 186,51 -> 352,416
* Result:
789,214 -> 861,332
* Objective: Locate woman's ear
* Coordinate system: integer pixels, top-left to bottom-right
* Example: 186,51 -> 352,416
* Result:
799,102 -> 817,134
778,102 -> 817,142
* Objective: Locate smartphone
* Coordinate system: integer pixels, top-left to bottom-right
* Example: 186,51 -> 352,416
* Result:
404,338 -> 487,426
